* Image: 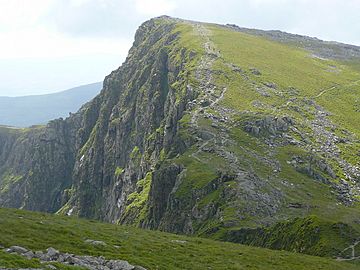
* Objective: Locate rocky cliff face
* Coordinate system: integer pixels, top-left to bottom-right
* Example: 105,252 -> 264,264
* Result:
1,16 -> 360,258
0,119 -> 79,212
64,17 -> 198,221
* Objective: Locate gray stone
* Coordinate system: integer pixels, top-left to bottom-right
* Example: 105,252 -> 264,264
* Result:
250,67 -> 261,75
106,260 -> 134,270
23,251 -> 35,259
77,255 -> 101,266
57,254 -> 65,262
264,82 -> 277,89
134,266 -> 147,270
8,246 -> 28,254
85,239 -> 107,246
47,247 -> 60,258
34,250 -> 44,258
0,245 -> 148,270
171,240 -> 187,244
96,266 -> 111,270
67,256 -> 83,265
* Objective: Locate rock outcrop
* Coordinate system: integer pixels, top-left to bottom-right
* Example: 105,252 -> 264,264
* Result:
0,119 -> 80,212
3,245 -> 146,270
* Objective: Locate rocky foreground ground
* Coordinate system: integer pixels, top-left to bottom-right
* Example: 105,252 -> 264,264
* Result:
1,244 -> 146,270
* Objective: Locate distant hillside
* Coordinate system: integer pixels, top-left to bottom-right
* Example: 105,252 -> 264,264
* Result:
0,82 -> 102,127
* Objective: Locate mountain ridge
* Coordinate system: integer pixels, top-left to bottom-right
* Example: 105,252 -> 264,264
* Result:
0,16 -> 359,260
224,23 -> 360,61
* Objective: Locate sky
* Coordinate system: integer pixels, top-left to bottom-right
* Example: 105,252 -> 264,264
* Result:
0,0 -> 359,96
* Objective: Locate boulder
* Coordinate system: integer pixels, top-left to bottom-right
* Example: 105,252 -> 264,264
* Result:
66,256 -> 83,265
106,259 -> 135,270
47,247 -> 60,258
23,250 -> 35,259
85,239 -> 107,246
2,245 -> 146,270
8,245 -> 28,254
34,250 -> 44,258
134,266 -> 147,270
250,68 -> 261,75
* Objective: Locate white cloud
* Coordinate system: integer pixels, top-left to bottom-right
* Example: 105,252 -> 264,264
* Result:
0,0 -> 53,29
0,0 -> 359,96
249,0 -> 289,8
70,0 -> 91,7
0,0 -> 133,59
133,0 -> 176,16
0,26 -> 132,59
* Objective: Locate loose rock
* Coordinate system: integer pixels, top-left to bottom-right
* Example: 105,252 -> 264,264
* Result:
3,245 -> 146,270
85,239 -> 107,246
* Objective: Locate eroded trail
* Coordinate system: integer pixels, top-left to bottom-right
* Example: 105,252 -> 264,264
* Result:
337,240 -> 360,261
313,79 -> 360,99
187,23 -> 234,165
189,23 -> 221,127
187,23 -> 273,171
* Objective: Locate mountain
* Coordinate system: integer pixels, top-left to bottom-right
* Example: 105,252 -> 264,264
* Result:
0,82 -> 102,127
0,16 -> 360,261
0,207 -> 357,270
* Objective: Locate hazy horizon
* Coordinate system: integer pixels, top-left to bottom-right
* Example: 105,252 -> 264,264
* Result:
0,81 -> 102,98
1,0 -> 359,96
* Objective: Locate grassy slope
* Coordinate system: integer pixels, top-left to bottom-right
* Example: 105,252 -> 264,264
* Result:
209,24 -> 360,135
207,23 -> 360,223
156,20 -> 360,255
0,207 -> 358,270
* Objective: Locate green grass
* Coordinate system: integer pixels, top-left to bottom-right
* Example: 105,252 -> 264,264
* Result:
208,24 -> 360,137
155,21 -> 360,250
114,167 -> 124,177
174,152 -> 218,198
0,207 -> 359,270
0,250 -> 43,269
0,249 -> 83,269
222,215 -> 360,258
2,18 -> 360,269
147,19 -> 359,226
0,172 -> 23,194
122,172 -> 152,225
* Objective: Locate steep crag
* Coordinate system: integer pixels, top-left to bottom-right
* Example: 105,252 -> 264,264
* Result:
1,16 -> 360,259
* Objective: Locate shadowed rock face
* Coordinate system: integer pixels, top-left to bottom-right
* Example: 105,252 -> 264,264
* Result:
0,17 -> 196,220
67,18 -> 196,221
0,119 -> 79,212
1,16 -> 360,259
